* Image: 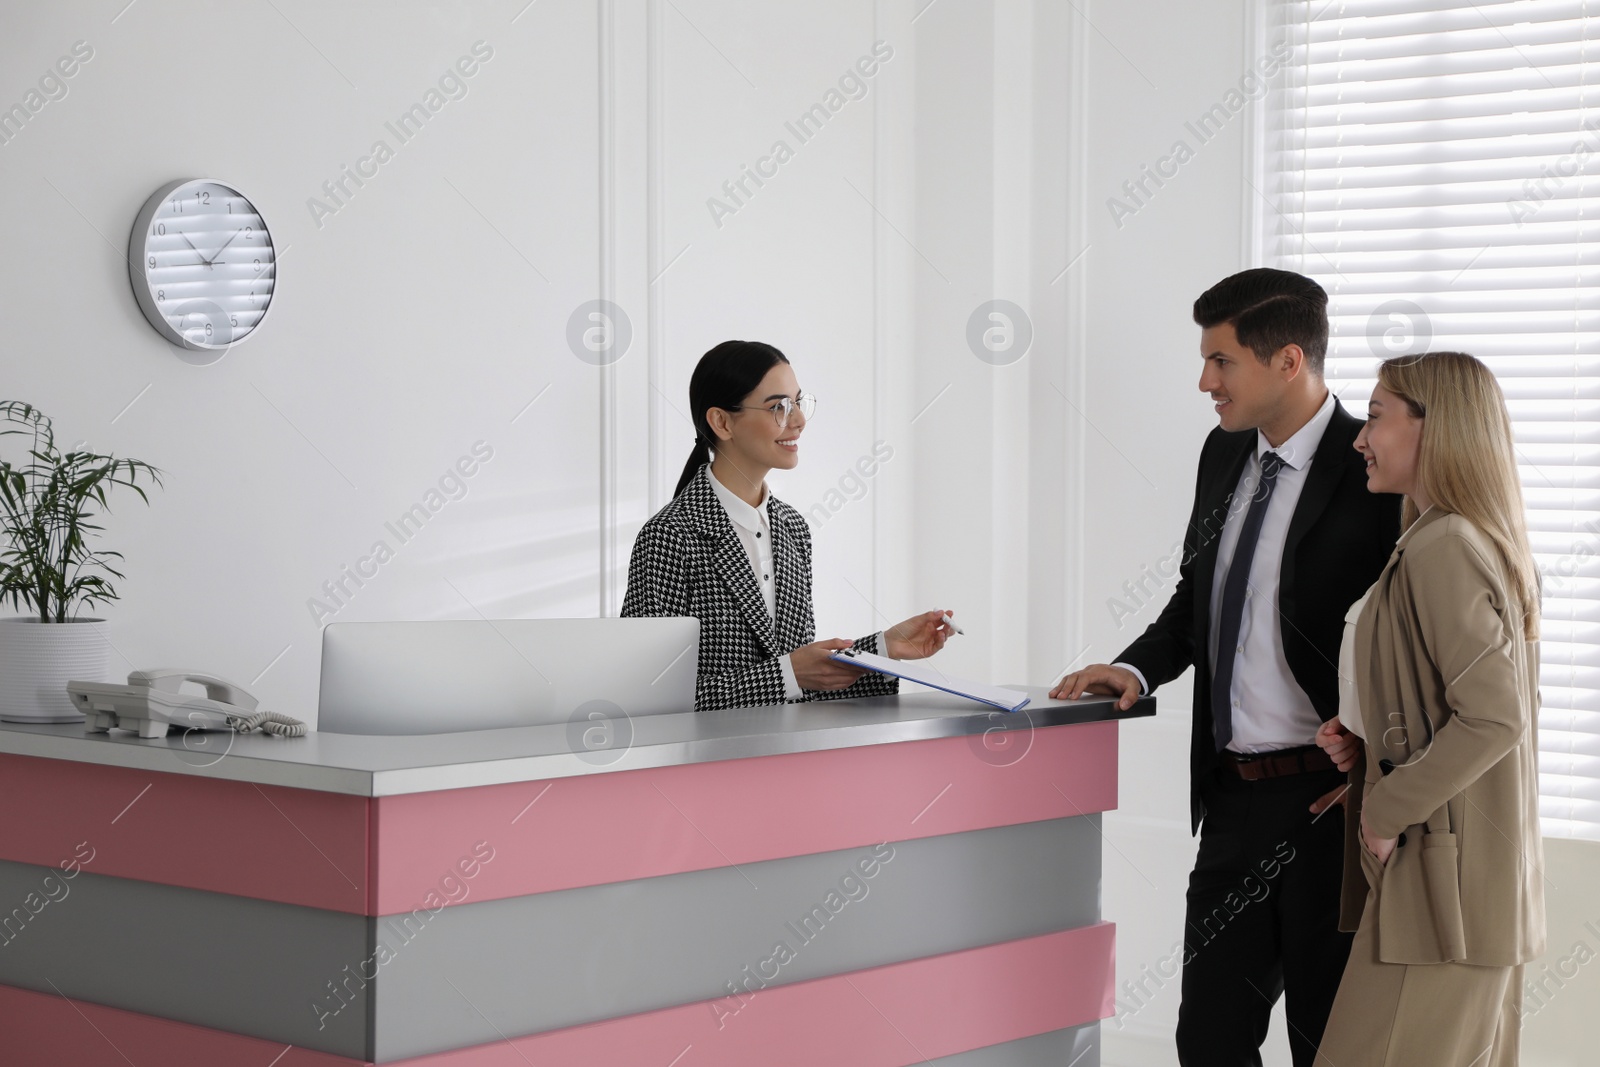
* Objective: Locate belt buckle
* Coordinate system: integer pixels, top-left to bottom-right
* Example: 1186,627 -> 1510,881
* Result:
1222,750 -> 1267,781
1235,754 -> 1269,781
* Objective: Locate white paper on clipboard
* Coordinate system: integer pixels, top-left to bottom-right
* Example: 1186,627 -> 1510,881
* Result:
829,648 -> 1030,713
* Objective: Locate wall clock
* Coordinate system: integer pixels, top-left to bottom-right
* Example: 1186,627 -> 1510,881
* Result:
128,179 -> 276,361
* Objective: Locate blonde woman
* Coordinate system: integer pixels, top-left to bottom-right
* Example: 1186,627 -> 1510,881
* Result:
1314,352 -> 1545,1065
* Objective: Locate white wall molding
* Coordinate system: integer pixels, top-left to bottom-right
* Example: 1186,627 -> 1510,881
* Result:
989,0 -> 1035,686
870,0 -> 916,622
646,0 -> 668,516
1056,0 -> 1090,683
597,0 -> 620,616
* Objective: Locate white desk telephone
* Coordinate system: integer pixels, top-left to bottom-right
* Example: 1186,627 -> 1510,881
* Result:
67,670 -> 307,739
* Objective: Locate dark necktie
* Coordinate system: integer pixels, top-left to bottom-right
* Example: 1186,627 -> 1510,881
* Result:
1211,450 -> 1284,752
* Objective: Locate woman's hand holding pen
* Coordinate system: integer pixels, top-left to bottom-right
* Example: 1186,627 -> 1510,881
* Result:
792,638 -> 870,690
884,610 -> 957,660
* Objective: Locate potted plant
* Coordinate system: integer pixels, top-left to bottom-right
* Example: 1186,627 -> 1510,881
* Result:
0,401 -> 162,723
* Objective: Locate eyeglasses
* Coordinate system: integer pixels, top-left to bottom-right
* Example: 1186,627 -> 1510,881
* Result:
725,392 -> 816,429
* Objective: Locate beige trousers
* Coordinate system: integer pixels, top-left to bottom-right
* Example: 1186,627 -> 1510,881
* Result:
1317,885 -> 1523,1067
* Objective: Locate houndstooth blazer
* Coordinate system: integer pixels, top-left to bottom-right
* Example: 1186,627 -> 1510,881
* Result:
621,463 -> 898,712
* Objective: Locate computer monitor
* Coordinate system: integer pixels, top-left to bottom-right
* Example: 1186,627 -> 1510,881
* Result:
316,618 -> 700,735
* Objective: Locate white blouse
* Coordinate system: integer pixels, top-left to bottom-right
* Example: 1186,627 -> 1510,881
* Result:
705,465 -> 886,701
1337,584 -> 1376,741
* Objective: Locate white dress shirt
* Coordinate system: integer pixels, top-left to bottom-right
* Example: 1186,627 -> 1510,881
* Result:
1117,390 -> 1336,753
707,466 -> 887,701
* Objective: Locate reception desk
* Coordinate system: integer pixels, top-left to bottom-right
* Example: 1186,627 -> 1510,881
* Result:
0,686 -> 1153,1066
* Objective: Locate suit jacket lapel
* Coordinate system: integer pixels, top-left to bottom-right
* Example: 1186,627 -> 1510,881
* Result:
681,465 -> 781,658
768,509 -> 807,651
1278,400 -> 1358,616
1195,435 -> 1255,679
1355,508 -> 1446,760
711,528 -> 781,656
1283,401 -> 1355,566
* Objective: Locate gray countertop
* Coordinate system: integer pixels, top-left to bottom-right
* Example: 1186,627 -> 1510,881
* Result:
0,687 -> 1154,797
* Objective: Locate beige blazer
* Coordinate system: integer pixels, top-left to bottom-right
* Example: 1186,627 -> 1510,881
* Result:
1341,506 -> 1546,966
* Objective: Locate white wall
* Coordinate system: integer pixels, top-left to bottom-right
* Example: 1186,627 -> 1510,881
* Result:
0,0 -> 1088,725
3,0 -> 613,714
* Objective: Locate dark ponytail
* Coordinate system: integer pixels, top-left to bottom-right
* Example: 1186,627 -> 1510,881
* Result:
673,340 -> 790,497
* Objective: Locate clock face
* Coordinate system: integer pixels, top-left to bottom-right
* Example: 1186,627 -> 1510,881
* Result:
129,179 -> 276,358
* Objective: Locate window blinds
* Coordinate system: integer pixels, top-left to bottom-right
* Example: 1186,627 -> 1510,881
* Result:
1260,0 -> 1600,839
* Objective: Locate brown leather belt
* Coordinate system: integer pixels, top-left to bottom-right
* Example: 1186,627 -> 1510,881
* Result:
1217,744 -> 1335,781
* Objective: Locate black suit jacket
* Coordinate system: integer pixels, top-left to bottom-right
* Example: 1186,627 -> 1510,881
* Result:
621,463 -> 897,712
1115,398 -> 1401,833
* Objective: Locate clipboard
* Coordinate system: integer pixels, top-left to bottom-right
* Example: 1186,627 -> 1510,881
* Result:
829,648 -> 1030,713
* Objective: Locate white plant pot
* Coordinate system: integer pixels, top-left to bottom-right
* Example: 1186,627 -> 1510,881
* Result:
0,617 -> 111,723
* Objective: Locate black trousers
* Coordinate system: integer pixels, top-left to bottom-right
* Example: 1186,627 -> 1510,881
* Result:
1176,765 -> 1351,1067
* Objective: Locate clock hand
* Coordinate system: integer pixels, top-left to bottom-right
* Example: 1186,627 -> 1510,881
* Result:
210,228 -> 245,261
179,232 -> 213,268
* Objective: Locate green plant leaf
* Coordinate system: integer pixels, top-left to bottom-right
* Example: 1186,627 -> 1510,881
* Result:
0,404 -> 162,621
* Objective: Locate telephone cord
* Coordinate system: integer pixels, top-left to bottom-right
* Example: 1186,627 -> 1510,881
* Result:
228,710 -> 307,737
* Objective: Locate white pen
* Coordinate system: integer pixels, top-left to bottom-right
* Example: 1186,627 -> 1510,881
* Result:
941,612 -> 965,635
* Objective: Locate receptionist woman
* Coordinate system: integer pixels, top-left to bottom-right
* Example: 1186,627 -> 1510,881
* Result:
621,340 -> 954,712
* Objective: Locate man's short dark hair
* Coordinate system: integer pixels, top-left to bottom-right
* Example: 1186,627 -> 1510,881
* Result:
1193,268 -> 1328,375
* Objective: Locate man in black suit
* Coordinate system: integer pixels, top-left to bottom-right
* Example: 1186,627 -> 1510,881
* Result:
1053,269 -> 1400,1067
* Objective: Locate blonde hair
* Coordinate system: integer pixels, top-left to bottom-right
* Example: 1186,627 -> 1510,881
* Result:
1377,352 -> 1540,640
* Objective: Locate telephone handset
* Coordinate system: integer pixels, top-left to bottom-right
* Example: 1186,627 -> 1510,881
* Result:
67,669 -> 307,739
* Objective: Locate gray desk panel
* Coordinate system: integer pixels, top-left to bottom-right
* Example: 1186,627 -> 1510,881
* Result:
930,1023 -> 1098,1067
375,816 -> 1103,1060
0,816 -> 1101,1061
0,688 -> 1153,797
0,857 -> 372,1059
